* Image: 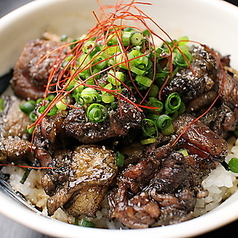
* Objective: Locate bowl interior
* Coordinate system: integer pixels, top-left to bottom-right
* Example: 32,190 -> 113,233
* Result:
0,0 -> 238,237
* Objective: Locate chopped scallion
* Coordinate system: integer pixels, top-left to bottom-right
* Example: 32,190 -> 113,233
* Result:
135,75 -> 152,88
0,98 -> 4,112
156,114 -> 172,130
56,99 -> 67,110
165,92 -> 181,114
79,219 -> 95,228
116,151 -> 125,167
131,32 -> 143,46
141,137 -> 157,145
142,118 -> 158,138
86,103 -> 108,123
19,100 -> 36,115
161,124 -> 174,136
228,158 -> 238,173
81,88 -> 99,104
47,105 -> 58,116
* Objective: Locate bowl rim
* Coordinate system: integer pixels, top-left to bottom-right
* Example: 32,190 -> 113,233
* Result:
0,0 -> 238,237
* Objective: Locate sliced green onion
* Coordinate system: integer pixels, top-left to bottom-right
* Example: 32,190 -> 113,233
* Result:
161,124 -> 174,135
148,97 -> 163,113
110,101 -> 117,109
135,57 -> 149,70
228,158 -> 238,173
29,112 -> 37,122
178,149 -> 189,157
106,45 -> 121,56
86,103 -> 108,123
135,75 -> 153,88
116,152 -> 125,167
148,84 -> 159,97
78,53 -> 92,69
36,98 -> 44,104
93,55 -> 108,69
47,94 -> 55,101
79,219 -> 95,228
174,51 -> 193,67
56,99 -> 67,110
101,83 -> 115,103
128,49 -> 141,59
38,106 -> 46,114
107,34 -> 117,46
165,92 -> 181,114
142,118 -> 158,138
74,216 -> 79,225
27,125 -> 35,134
122,31 -> 132,46
0,98 -> 4,112
156,114 -> 172,130
101,93 -> 115,103
130,65 -> 146,76
178,101 -> 186,115
140,138 -> 157,145
81,88 -> 99,104
177,36 -> 189,46
82,41 -> 100,55
131,32 -> 143,46
20,169 -> 31,184
19,101 -> 36,115
107,70 -> 125,85
142,29 -> 150,37
47,105 -> 58,116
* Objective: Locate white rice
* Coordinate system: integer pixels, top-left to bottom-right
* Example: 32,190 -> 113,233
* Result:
194,136 -> 238,217
1,136 -> 238,228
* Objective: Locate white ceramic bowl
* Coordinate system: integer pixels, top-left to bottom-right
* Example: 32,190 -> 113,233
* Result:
1,0 -> 238,237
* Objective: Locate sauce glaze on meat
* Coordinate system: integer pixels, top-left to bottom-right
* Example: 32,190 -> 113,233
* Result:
1,31 -> 238,229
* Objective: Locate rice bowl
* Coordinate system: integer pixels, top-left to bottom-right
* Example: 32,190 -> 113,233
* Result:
0,0 -> 238,237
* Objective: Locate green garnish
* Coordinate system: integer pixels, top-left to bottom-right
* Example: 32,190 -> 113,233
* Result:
228,158 -> 238,173
142,118 -> 158,138
116,152 -> 125,167
19,100 -> 36,115
156,114 -> 172,131
0,98 -> 4,112
86,103 -> 108,123
20,169 -> 31,184
79,219 -> 95,228
165,92 -> 182,114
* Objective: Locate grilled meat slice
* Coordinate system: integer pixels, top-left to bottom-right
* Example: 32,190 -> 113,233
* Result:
0,96 -> 30,139
0,138 -> 32,162
0,96 -> 32,162
42,145 -> 117,216
63,89 -> 144,143
11,39 -> 69,100
173,113 -> 228,161
162,45 -> 218,103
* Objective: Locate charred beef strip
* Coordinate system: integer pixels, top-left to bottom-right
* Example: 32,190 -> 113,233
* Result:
63,89 -> 144,143
0,96 -> 30,139
173,114 -> 228,161
162,45 -> 218,104
0,96 -> 32,162
11,39 -> 69,100
41,145 -> 117,216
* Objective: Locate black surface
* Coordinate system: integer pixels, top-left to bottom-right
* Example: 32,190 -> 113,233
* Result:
0,0 -> 238,237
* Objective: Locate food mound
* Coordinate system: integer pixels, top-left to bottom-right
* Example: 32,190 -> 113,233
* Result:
1,0 -> 238,229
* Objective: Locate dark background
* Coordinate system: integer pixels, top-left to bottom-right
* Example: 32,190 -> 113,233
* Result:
0,0 -> 238,237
